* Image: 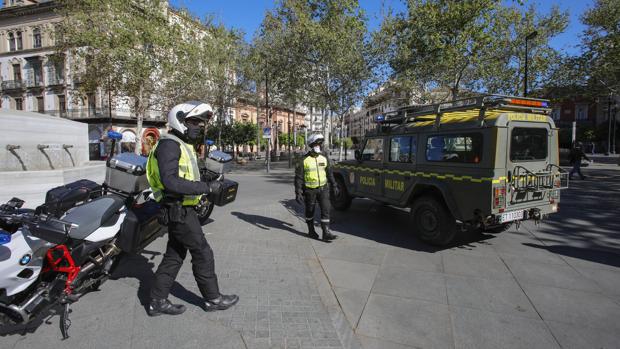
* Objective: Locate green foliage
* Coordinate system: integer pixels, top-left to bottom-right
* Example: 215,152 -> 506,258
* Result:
580,0 -> 620,95
55,0 -> 248,153
333,137 -> 353,149
380,0 -> 568,101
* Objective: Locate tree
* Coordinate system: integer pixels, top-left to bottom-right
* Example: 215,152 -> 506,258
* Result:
380,0 -> 568,101
202,24 -> 250,148
581,0 -> 620,95
56,0 -> 189,154
254,0 -> 375,161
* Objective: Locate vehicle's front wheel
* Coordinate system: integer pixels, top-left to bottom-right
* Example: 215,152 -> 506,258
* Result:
197,200 -> 215,226
331,176 -> 352,211
411,196 -> 456,246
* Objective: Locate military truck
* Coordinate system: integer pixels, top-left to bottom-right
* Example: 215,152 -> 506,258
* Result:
331,95 -> 568,246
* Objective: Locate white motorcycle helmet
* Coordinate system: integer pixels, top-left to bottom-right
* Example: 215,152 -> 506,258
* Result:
307,133 -> 325,146
167,101 -> 214,134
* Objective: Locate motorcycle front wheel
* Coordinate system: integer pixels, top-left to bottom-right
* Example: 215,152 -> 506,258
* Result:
197,200 -> 215,226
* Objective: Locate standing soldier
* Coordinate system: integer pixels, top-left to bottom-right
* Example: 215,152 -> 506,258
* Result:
295,134 -> 338,241
146,101 -> 238,316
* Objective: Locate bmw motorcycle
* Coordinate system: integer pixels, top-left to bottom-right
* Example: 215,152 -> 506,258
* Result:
0,132 -> 237,339
0,131 -> 161,339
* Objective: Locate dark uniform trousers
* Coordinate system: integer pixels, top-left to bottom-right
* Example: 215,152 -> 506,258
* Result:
304,185 -> 330,224
150,207 -> 220,300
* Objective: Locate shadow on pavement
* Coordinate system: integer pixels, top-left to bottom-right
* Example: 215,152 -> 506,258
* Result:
263,173 -> 294,185
523,243 -> 620,268
0,306 -> 61,337
230,211 -> 308,239
111,251 -> 205,310
527,168 -> 620,268
280,198 -> 494,252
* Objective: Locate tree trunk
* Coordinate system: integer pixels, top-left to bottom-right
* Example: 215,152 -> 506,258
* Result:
338,114 -> 346,162
135,85 -> 144,155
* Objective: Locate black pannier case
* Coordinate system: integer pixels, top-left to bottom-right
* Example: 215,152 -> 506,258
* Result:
118,200 -> 163,253
209,179 -> 238,207
42,179 -> 102,217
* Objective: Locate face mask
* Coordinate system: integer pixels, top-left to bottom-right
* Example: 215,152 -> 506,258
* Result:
185,124 -> 203,142
312,145 -> 321,153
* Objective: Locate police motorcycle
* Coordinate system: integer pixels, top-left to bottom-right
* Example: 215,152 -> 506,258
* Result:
195,139 -> 238,226
0,131 -> 162,339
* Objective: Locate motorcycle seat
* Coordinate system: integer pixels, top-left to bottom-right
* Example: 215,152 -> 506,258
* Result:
61,196 -> 125,240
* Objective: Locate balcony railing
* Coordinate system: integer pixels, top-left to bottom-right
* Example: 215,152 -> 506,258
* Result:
1,80 -> 25,90
42,108 -> 166,121
47,75 -> 65,86
25,78 -> 44,88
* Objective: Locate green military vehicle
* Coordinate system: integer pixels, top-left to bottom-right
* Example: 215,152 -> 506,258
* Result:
331,95 -> 568,246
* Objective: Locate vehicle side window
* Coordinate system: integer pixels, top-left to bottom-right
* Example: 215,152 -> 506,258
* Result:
426,133 -> 482,163
389,136 -> 416,163
362,138 -> 384,161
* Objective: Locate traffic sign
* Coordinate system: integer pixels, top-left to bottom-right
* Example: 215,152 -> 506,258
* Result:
263,127 -> 272,139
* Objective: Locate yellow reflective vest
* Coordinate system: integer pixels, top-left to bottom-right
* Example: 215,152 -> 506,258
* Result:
146,133 -> 202,206
303,154 -> 329,189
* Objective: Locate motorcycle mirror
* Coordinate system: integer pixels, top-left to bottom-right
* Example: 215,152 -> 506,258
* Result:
107,131 -> 123,140
0,230 -> 11,245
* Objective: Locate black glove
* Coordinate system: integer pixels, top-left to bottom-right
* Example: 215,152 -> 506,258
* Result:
207,180 -> 223,195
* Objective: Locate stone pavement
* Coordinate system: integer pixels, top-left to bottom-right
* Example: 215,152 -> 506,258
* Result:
0,170 -> 345,349
317,166 -> 620,349
1,165 -> 619,349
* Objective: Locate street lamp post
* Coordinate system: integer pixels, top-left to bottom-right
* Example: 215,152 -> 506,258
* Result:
524,31 -> 538,97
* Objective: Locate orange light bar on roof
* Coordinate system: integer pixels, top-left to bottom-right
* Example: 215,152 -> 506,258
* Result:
509,99 -> 549,108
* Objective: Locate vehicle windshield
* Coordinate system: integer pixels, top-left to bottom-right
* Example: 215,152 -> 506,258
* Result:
510,127 -> 548,161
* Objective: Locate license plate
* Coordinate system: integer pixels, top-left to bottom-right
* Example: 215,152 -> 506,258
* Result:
499,210 -> 525,223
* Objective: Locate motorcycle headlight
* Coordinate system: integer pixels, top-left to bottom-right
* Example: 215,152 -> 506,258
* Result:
0,229 -> 11,245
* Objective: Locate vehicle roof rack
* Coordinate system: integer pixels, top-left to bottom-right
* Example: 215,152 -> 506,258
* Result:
374,94 -> 551,128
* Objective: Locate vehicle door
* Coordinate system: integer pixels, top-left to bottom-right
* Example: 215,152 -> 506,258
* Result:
355,137 -> 384,198
504,116 -> 553,215
384,135 -> 417,203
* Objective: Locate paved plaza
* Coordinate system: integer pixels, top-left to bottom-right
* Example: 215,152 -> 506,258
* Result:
1,163 -> 619,349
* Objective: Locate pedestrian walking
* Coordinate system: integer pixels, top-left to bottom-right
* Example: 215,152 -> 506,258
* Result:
145,101 -> 238,316
294,134 -> 338,242
569,143 -> 590,180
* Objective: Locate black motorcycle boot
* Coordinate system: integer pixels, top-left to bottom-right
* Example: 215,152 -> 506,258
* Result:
307,221 -> 320,240
320,222 -> 337,241
147,298 -> 186,316
204,294 -> 239,312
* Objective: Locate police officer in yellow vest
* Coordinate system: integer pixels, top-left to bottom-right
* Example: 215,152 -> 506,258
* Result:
146,101 -> 238,316
295,134 -> 338,241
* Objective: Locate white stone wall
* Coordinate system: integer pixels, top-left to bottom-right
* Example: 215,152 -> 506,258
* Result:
0,109 -> 89,171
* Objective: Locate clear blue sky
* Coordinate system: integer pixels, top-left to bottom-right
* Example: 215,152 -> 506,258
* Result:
170,0 -> 594,56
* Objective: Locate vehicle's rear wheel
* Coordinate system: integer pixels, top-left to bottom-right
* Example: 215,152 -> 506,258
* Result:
0,310 -> 18,326
411,196 -> 457,246
331,176 -> 352,211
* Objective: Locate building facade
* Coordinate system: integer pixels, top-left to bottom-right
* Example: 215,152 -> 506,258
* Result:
232,97 -> 306,152
346,83 -> 415,140
0,0 -> 191,158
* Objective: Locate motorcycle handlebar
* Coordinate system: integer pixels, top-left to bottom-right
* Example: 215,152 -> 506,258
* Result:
0,211 -> 77,232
